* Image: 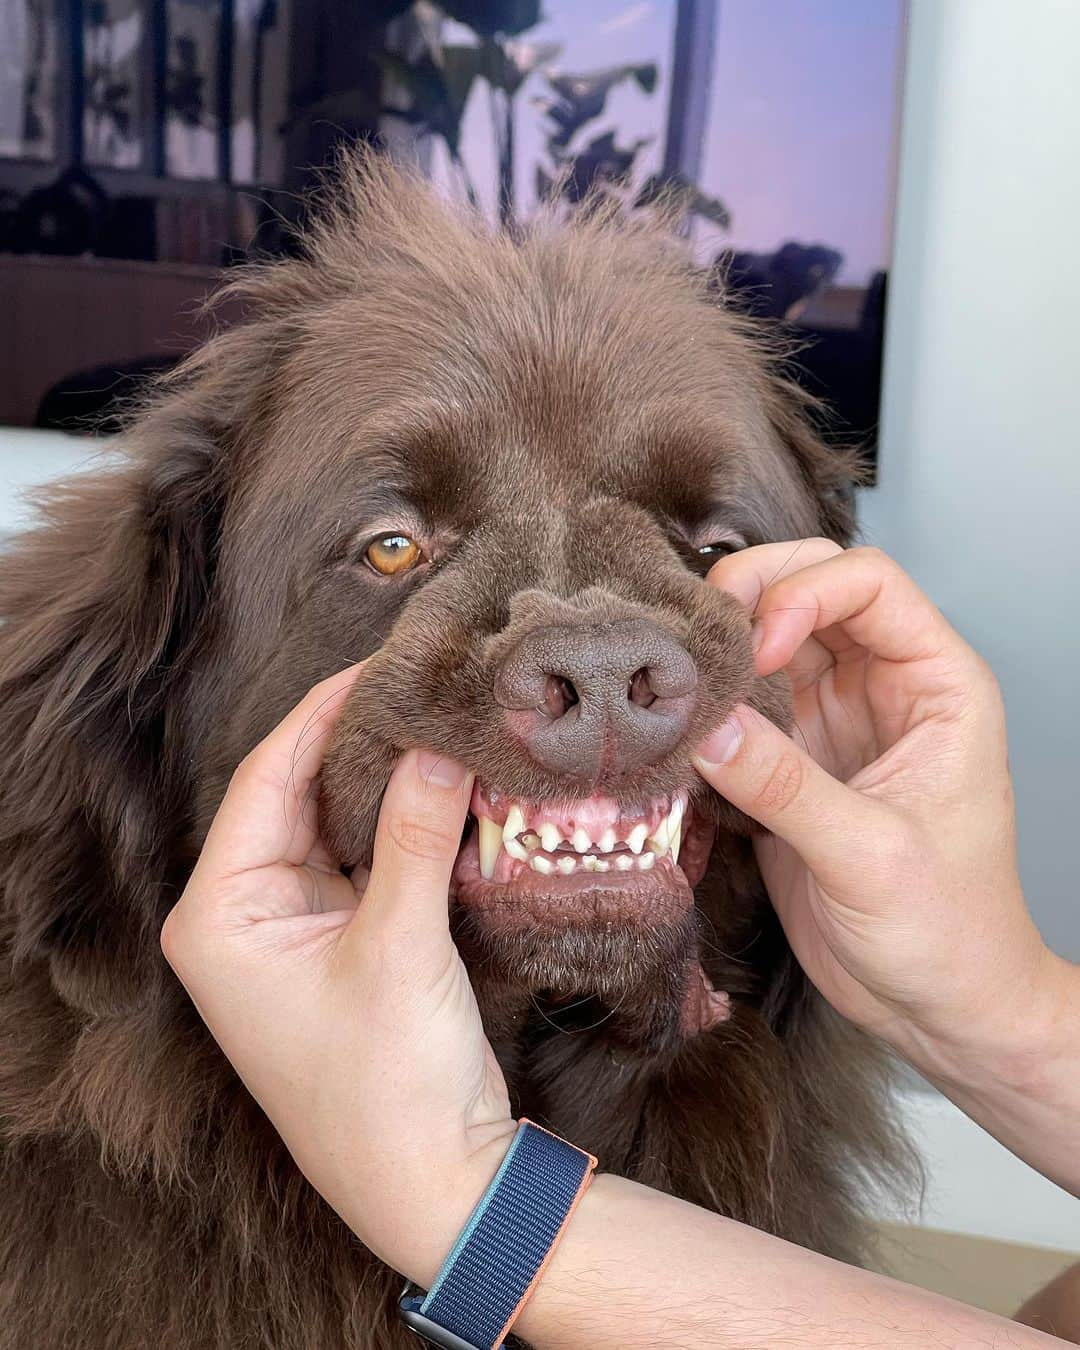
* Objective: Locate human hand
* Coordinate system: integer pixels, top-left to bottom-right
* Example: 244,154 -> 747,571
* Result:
693,541 -> 1075,1093
160,668 -> 516,1287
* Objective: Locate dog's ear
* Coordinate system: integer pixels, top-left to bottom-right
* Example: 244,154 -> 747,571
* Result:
0,344 -> 255,1014
766,373 -> 860,546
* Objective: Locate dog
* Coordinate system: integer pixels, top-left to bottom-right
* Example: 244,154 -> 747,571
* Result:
0,151 -> 911,1349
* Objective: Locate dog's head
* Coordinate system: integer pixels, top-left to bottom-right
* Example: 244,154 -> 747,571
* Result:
0,152 -> 851,1046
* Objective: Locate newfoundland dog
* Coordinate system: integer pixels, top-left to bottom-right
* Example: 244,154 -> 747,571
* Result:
0,151 -> 909,1348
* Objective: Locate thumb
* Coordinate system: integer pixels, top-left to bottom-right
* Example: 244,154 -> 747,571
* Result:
692,705 -> 880,873
348,749 -> 474,956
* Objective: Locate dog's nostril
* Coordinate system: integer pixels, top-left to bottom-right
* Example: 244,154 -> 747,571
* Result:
542,674 -> 579,720
627,666 -> 657,710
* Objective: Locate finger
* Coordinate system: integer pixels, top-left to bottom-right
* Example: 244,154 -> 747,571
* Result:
692,703 -> 885,873
751,547 -> 968,678
196,665 -> 365,879
707,538 -> 844,612
351,749 -> 474,947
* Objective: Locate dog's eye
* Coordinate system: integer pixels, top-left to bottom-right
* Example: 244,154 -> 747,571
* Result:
365,534 -> 422,576
697,537 -> 744,560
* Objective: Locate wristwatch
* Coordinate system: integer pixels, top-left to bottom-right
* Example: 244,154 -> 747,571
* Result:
399,1119 -> 598,1349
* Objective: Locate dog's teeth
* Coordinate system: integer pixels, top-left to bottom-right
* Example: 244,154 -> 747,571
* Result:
670,821 -> 682,865
615,853 -> 634,871
597,827 -> 617,854
478,816 -> 501,880
521,832 -> 541,850
647,819 -> 670,855
539,822 -> 561,853
556,856 -> 577,876
626,823 -> 648,854
637,850 -> 656,870
593,858 -> 610,872
503,804 -> 525,843
668,796 -> 685,833
581,854 -> 599,872
504,837 -> 528,861
529,854 -> 554,875
571,826 -> 591,854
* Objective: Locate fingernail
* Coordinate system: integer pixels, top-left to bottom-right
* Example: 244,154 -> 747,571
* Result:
416,749 -> 469,790
695,714 -> 744,768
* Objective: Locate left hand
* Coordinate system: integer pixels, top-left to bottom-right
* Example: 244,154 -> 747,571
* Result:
160,667 -> 516,1287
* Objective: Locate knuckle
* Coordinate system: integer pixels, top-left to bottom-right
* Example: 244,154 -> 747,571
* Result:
847,544 -> 892,571
387,814 -> 459,864
753,750 -> 805,817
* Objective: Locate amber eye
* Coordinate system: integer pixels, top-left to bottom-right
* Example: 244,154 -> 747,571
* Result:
365,534 -> 422,576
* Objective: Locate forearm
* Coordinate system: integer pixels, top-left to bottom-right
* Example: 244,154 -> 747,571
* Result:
514,1174 -> 1069,1350
905,949 -> 1080,1196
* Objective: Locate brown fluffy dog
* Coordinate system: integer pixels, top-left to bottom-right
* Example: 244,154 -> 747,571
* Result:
0,152 -> 911,1348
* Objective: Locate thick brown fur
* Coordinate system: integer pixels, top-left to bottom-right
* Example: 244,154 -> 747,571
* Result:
0,149 -> 913,1348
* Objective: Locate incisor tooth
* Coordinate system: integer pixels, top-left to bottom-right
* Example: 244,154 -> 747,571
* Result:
615,854 -> 634,871
478,816 -> 501,880
529,855 -> 554,875
637,851 -> 656,870
556,856 -> 577,876
503,804 -> 525,843
539,822 -> 562,853
521,832 -> 541,850
597,827 -> 616,854
504,837 -> 528,861
626,823 -> 648,854
571,826 -> 591,854
593,858 -> 610,872
582,854 -> 599,872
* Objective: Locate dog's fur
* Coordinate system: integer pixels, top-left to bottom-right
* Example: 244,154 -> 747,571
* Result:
0,152 -> 911,1348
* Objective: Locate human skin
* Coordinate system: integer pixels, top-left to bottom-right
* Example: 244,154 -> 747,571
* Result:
161,544 -> 1079,1349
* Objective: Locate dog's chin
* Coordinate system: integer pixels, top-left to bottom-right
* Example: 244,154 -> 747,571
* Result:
445,780 -> 726,1047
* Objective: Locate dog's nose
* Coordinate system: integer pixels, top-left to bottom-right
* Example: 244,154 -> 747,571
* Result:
494,618 -> 697,776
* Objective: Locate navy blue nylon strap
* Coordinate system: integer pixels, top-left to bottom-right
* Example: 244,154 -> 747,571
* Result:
399,1120 -> 596,1349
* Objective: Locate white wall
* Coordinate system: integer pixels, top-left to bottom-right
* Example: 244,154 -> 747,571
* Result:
861,0 -> 1080,960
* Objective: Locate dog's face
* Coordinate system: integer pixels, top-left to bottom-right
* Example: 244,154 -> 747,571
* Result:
179,170 -> 847,1053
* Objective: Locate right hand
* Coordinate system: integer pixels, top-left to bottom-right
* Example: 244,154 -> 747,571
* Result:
692,542 -> 1076,1096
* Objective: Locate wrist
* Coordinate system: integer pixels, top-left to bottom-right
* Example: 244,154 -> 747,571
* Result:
400,1118 -> 520,1290
905,945 -> 1080,1104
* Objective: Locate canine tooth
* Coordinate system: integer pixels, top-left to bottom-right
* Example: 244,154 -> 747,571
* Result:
670,822 -> 682,865
668,797 -> 685,833
571,826 -> 591,854
647,819 -> 670,855
597,827 -> 616,854
539,822 -> 562,853
529,854 -> 554,875
503,804 -> 525,843
581,854 -> 599,872
556,856 -> 577,876
637,851 -> 656,870
615,854 -> 634,871
504,837 -> 528,861
478,816 -> 501,880
626,823 -> 648,855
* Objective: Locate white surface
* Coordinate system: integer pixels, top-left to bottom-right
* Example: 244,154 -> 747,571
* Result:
861,0 -> 1080,961
887,1088 -> 1078,1253
0,428 -> 110,541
